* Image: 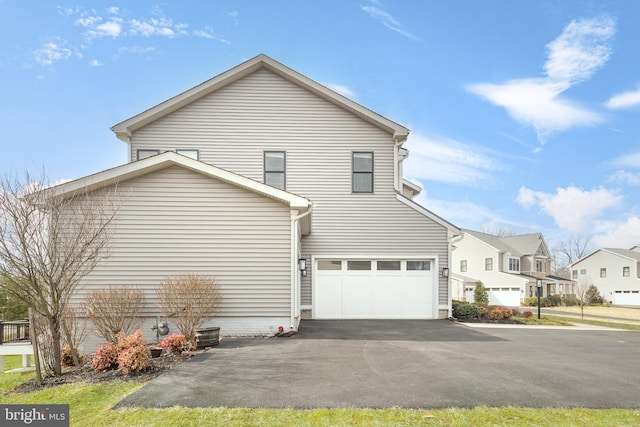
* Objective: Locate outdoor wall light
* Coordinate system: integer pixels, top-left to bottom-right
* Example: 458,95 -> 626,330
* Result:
298,258 -> 307,276
441,267 -> 449,278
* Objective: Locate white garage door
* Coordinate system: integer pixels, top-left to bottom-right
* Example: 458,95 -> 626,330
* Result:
613,290 -> 640,306
486,287 -> 521,307
314,259 -> 435,319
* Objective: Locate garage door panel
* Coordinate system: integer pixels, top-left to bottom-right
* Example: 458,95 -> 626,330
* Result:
314,276 -> 343,318
342,277 -> 373,317
487,288 -> 520,306
315,259 -> 435,319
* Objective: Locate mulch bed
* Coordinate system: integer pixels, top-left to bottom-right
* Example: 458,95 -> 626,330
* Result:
9,351 -> 192,394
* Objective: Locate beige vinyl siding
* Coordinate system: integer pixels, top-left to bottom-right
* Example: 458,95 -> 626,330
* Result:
129,68 -> 450,307
71,166 -> 292,317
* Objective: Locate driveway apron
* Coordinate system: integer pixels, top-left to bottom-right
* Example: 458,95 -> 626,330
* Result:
116,320 -> 640,409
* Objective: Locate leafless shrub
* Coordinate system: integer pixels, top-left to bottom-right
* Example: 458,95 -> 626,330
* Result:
62,305 -> 87,348
157,273 -> 222,346
85,286 -> 146,342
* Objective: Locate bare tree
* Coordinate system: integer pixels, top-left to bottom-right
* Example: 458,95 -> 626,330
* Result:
0,172 -> 119,375
552,235 -> 593,278
157,273 -> 222,347
85,286 -> 146,342
574,275 -> 601,319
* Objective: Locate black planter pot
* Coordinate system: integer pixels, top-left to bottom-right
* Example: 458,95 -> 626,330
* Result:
150,348 -> 163,358
195,327 -> 220,349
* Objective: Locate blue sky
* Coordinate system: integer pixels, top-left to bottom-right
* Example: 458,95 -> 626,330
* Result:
2,1 -> 640,250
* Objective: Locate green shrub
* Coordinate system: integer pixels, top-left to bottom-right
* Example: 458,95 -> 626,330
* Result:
452,302 -> 482,319
544,295 -> 562,307
474,281 -> 489,304
524,297 -> 538,307
585,285 -> 604,305
561,295 -> 578,306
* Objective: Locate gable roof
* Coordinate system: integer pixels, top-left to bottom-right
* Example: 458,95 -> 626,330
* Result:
463,230 -> 546,257
111,54 -> 410,143
573,247 -> 640,266
36,152 -> 312,230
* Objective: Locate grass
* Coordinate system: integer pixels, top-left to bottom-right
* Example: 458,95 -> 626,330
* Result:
512,316 -> 573,326
545,315 -> 640,331
1,360 -> 639,426
544,306 -> 640,321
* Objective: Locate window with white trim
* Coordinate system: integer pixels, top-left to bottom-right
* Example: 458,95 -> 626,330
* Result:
176,149 -> 199,160
623,266 -> 630,277
572,269 -> 578,279
485,258 -> 493,271
600,268 -> 606,278
264,151 -> 286,190
137,149 -> 159,160
536,260 -> 544,272
460,260 -> 467,272
508,258 -> 520,271
352,152 -> 373,193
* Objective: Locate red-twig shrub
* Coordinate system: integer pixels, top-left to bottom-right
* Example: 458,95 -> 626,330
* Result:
160,334 -> 188,353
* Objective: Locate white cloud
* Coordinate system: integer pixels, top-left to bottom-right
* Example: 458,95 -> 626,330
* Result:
89,59 -> 103,67
107,7 -> 119,15
33,40 -> 74,66
612,152 -> 640,168
117,46 -> 155,55
607,170 -> 640,186
467,16 -> 615,142
129,18 -> 188,38
360,3 -> 419,41
403,133 -> 500,187
192,27 -> 231,44
605,87 -> 640,109
544,17 -> 614,84
592,216 -> 640,248
517,185 -> 622,231
326,84 -> 356,98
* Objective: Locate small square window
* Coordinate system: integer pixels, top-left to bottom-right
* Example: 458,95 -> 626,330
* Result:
176,149 -> 199,160
137,149 -> 159,160
352,152 -> 373,193
580,269 -> 586,275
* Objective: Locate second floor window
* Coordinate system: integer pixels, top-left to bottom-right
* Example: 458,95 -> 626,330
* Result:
623,266 -> 630,277
460,260 -> 467,272
137,149 -> 159,160
536,260 -> 544,273
264,151 -> 286,190
485,258 -> 493,271
352,152 -> 373,193
600,268 -> 606,278
508,258 -> 520,271
572,269 -> 578,279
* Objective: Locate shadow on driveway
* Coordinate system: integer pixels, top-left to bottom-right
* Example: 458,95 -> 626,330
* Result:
295,319 -> 506,342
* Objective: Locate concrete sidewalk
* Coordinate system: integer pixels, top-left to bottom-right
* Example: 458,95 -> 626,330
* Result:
116,320 -> 640,409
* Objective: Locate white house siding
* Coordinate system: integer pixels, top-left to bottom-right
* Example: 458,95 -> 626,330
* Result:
128,68 -> 451,315
573,251 -> 640,304
71,166 -> 292,324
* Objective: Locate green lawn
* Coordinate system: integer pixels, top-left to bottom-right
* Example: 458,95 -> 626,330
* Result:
1,354 -> 639,427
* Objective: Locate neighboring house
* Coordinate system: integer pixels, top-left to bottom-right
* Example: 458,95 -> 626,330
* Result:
451,230 -> 573,306
47,55 -> 460,342
571,246 -> 640,305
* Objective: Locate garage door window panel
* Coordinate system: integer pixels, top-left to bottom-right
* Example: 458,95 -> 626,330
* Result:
348,260 -> 371,271
377,261 -> 401,271
407,260 -> 431,271
317,260 -> 342,270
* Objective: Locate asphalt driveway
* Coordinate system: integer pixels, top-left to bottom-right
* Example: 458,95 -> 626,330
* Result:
117,320 -> 640,409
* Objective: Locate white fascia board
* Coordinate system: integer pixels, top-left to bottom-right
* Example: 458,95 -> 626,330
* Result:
37,152 -> 312,211
111,54 -> 409,142
396,194 -> 460,235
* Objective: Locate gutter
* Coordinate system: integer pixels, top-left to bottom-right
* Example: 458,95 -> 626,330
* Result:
290,204 -> 313,331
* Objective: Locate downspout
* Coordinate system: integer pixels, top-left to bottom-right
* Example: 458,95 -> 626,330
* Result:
290,205 -> 313,330
393,139 -> 403,192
